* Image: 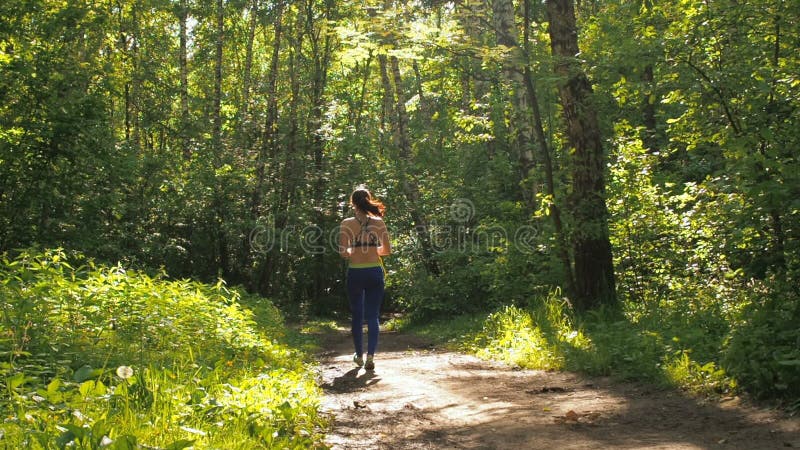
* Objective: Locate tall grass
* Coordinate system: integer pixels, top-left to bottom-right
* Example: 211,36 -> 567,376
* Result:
408,289 -> 742,397
0,249 -> 326,448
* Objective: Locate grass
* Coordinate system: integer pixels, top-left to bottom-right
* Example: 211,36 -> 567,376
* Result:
398,289 -> 739,397
0,249 -> 327,449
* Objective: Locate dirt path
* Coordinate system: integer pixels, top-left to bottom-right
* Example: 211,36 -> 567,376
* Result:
315,325 -> 799,449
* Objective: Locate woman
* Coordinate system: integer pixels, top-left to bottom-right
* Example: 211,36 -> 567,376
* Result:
338,187 -> 391,370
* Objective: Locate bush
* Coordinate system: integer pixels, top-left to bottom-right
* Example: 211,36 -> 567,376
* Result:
0,249 -> 325,449
724,280 -> 800,405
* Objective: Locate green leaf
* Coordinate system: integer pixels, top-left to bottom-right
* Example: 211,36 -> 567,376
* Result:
165,439 -> 196,450
110,435 -> 138,450
57,424 -> 86,447
777,360 -> 800,366
91,420 -> 112,447
47,377 -> 62,393
79,380 -> 107,397
73,365 -> 100,382
43,377 -> 65,403
55,429 -> 77,448
6,372 -> 26,390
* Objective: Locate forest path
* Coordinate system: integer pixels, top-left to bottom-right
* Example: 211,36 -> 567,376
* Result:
314,324 -> 799,449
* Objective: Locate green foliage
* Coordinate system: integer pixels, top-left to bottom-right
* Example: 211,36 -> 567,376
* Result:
1,0 -> 798,412
665,351 -> 735,397
408,288 -> 745,397
0,249 -> 325,448
724,281 -> 800,404
470,299 -> 593,371
0,249 -> 287,369
603,121 -> 796,404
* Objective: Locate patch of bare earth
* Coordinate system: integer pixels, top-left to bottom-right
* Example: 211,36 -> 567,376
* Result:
314,326 -> 799,450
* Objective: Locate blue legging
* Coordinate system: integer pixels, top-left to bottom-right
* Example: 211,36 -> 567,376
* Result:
347,266 -> 384,356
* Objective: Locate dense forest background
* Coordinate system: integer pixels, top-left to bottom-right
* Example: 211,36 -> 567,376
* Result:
2,0 -> 798,406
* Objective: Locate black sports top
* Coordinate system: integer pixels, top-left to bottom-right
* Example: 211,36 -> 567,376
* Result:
352,216 -> 380,248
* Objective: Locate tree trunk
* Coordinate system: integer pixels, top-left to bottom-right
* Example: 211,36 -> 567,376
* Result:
762,1 -> 786,272
491,0 -> 536,202
352,53 -> 373,134
378,54 -> 395,135
213,0 -> 228,277
389,56 -> 439,274
454,3 -> 476,114
178,0 -> 190,158
251,1 -> 283,219
641,64 -> 659,153
412,60 -> 431,123
241,0 -> 259,124
306,0 -> 334,302
546,0 -> 616,309
128,3 -> 142,150
454,0 -> 494,159
522,0 -> 575,297
250,1 -> 288,295
212,0 -> 224,153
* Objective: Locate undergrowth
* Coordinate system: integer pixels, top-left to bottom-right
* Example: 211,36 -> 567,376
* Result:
0,249 -> 326,449
402,284 -> 799,410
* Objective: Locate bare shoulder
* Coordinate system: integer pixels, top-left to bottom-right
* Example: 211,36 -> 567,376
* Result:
371,216 -> 388,230
340,217 -> 357,230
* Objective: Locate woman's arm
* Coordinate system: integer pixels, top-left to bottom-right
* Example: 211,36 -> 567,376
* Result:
338,220 -> 352,258
377,221 -> 392,256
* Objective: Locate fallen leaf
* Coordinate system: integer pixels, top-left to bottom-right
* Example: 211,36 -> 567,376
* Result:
565,410 -> 579,422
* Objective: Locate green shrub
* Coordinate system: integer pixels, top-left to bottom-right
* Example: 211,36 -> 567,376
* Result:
0,249 -> 325,449
468,292 -> 593,371
724,281 -> 800,405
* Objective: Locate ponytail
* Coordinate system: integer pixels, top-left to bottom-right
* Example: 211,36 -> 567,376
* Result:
351,188 -> 386,217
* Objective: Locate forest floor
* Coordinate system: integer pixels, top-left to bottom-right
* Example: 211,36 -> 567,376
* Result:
313,323 -> 800,450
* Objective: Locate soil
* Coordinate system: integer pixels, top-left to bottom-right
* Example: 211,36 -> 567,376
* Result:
314,324 -> 800,450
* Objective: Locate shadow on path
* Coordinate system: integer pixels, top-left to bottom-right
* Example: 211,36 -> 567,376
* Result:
323,367 -> 381,393
314,325 -> 800,450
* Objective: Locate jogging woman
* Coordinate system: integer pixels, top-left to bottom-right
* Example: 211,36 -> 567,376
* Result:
338,187 -> 391,370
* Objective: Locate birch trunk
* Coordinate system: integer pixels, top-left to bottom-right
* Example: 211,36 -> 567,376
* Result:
213,0 -> 223,152
491,0 -> 536,198
178,0 -> 190,158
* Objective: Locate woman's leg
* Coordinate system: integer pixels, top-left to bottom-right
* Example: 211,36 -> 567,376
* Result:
363,267 -> 385,356
347,269 -> 365,357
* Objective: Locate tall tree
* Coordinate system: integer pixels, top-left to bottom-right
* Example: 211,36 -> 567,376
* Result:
304,0 -> 336,301
375,1 -> 439,274
212,0 -> 224,152
251,0 -> 283,220
522,0 -> 575,297
177,0 -> 191,158
491,0 -> 537,202
546,0 -> 616,309
240,0 -> 259,125
389,55 -> 439,274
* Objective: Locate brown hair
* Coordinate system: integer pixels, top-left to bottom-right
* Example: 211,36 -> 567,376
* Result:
351,187 -> 385,217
